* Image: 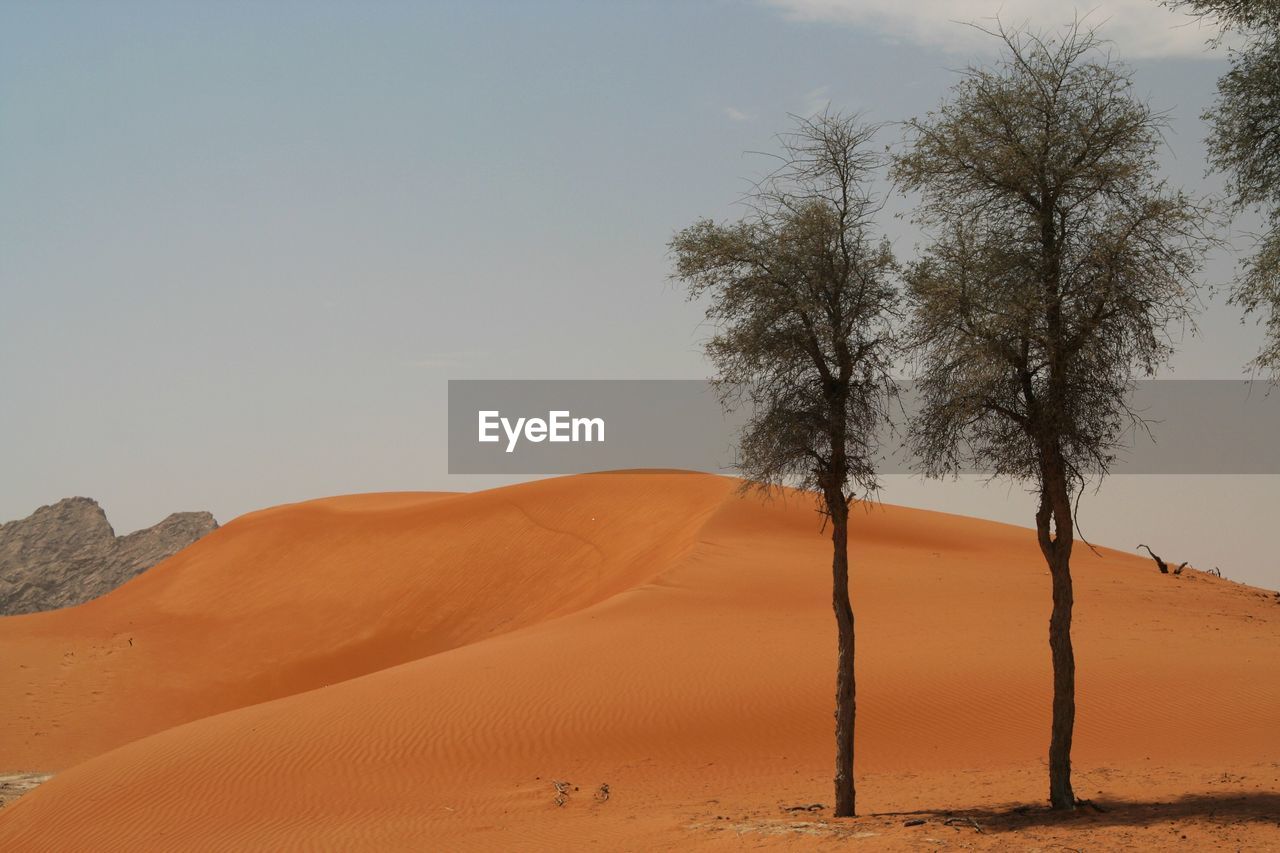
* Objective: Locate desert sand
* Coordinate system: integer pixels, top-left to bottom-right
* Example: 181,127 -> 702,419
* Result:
0,470 -> 1276,850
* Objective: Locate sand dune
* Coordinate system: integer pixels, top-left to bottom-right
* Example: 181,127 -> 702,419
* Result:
0,476 -> 729,771
0,471 -> 1276,850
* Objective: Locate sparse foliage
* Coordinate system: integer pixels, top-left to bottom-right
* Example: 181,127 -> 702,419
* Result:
894,21 -> 1215,810
671,113 -> 900,817
1169,0 -> 1280,377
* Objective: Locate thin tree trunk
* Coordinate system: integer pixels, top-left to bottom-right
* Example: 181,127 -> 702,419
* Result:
1036,478 -> 1076,811
1047,544 -> 1075,809
831,500 -> 856,817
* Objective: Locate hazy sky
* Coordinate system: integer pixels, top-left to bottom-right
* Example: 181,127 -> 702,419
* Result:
3,1 -> 1277,587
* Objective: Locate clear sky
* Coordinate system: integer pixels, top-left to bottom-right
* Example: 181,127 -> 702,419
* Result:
3,1 -> 1277,587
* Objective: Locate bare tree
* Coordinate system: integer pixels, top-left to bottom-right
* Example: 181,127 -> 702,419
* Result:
670,113 -> 899,817
1166,0 -> 1280,379
893,22 -> 1215,810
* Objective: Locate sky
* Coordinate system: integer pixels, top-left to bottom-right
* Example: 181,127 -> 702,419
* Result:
2,0 -> 1277,587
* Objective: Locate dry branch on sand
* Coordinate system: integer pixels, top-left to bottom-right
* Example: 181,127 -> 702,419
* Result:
1139,544 -> 1171,574
1139,545 -> 1194,576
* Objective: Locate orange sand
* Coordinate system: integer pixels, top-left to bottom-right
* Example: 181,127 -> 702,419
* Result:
0,471 -> 1276,850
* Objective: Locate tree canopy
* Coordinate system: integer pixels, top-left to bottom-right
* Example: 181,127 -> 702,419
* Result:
894,21 -> 1214,491
672,114 -> 899,502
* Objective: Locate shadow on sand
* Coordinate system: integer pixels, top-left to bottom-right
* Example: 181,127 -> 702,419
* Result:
888,791 -> 1280,833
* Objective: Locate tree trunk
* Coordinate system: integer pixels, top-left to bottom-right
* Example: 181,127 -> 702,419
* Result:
831,499 -> 856,817
1036,478 -> 1076,811
1046,540 -> 1076,809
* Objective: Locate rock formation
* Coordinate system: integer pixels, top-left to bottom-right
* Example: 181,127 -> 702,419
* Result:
0,498 -> 217,615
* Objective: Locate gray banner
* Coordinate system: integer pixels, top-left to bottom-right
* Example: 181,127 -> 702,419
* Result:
447,380 -> 1280,475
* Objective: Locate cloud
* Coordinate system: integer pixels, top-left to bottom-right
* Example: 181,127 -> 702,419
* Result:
723,106 -> 756,122
761,0 -> 1224,59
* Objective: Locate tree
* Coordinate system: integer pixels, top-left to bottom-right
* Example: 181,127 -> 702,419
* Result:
1166,0 -> 1280,378
670,113 -> 898,817
893,22 -> 1214,810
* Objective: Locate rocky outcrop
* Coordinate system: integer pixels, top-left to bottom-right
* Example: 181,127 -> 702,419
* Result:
0,498 -> 217,615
